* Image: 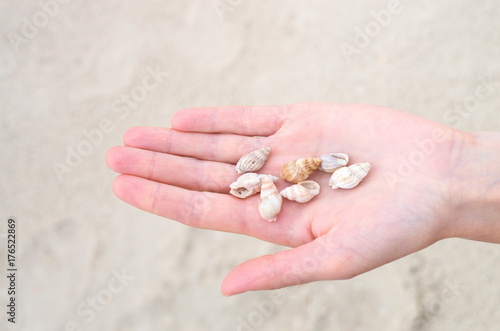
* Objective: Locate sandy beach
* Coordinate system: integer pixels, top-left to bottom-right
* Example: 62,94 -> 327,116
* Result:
1,1 -> 500,330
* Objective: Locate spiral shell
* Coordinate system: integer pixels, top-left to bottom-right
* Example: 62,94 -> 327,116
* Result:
329,163 -> 372,189
318,153 -> 349,173
280,181 -> 320,203
280,157 -> 322,183
229,173 -> 279,199
235,147 -> 271,174
258,176 -> 282,222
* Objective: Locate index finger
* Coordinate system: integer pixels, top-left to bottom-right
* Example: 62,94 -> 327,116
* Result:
112,175 -> 310,247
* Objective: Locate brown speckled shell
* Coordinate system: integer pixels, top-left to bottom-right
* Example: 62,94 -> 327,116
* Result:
280,158 -> 322,183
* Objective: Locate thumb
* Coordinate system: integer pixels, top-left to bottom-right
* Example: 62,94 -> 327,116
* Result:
221,235 -> 361,296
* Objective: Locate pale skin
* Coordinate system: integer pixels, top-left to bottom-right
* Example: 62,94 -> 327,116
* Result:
105,102 -> 500,296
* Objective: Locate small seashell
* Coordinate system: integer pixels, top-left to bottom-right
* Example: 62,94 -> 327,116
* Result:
229,173 -> 279,199
329,163 -> 372,189
258,176 -> 282,222
235,147 -> 271,174
318,153 -> 349,173
280,157 -> 322,183
280,181 -> 320,203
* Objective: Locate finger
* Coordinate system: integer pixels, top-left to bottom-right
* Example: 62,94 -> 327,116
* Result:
221,234 -> 367,296
106,146 -> 236,193
112,175 -> 293,241
171,105 -> 288,136
123,126 -> 268,163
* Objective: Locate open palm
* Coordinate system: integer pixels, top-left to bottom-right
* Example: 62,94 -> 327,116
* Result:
106,102 -> 462,295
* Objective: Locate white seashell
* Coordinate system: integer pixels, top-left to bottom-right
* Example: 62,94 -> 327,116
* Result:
318,153 -> 349,173
329,163 -> 372,189
235,147 -> 271,174
280,181 -> 320,203
229,173 -> 279,199
258,176 -> 282,222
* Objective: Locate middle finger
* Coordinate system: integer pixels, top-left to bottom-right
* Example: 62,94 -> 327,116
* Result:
106,146 -> 238,193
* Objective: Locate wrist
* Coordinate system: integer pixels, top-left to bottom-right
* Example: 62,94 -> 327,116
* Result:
447,131 -> 500,243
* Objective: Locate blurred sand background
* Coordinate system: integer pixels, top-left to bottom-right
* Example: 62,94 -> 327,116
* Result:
1,1 -> 500,330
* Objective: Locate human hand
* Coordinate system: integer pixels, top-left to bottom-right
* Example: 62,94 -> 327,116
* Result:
106,102 -> 499,295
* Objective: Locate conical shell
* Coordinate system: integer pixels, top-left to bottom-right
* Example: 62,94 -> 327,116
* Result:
258,176 -> 282,222
318,153 -> 349,172
280,157 -> 322,183
229,173 -> 279,198
280,181 -> 320,203
329,163 -> 372,189
235,147 -> 271,174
